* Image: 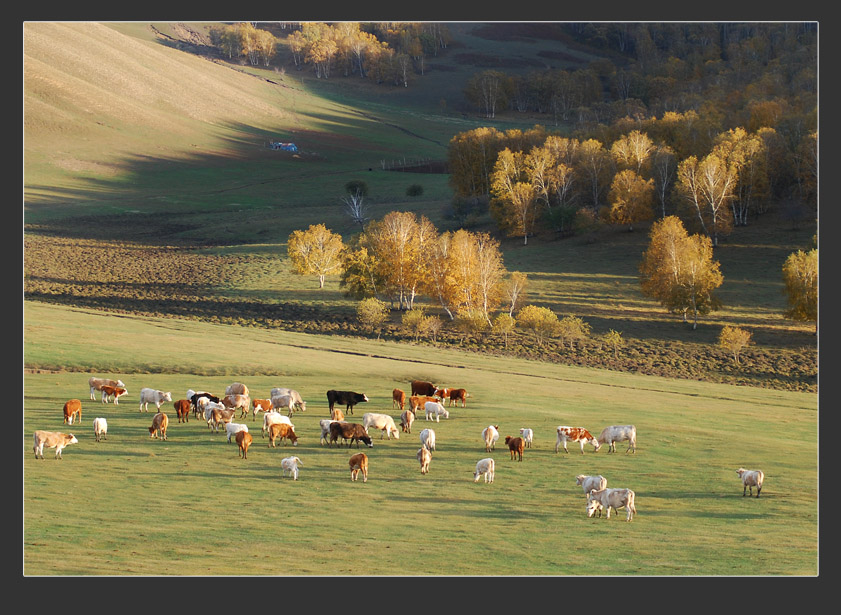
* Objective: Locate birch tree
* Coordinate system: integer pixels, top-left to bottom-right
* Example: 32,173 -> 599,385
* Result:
287,224 -> 345,288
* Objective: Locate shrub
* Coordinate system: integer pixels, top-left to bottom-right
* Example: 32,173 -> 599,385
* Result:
406,184 -> 424,197
344,179 -> 369,196
357,297 -> 390,340
718,325 -> 752,365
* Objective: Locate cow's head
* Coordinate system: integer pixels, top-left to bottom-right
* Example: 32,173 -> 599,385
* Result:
589,437 -> 600,451
362,394 -> 369,402
68,435 -> 78,445
390,427 -> 400,439
164,392 -> 173,402
586,497 -> 603,518
362,435 -> 374,448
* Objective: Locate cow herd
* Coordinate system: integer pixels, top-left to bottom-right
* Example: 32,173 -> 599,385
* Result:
29,376 -> 767,516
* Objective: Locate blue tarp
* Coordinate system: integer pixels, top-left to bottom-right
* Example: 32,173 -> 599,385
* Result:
270,142 -> 298,152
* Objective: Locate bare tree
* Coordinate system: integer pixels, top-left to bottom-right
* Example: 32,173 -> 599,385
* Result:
342,190 -> 369,230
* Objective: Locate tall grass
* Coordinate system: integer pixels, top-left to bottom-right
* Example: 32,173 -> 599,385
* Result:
23,302 -> 817,576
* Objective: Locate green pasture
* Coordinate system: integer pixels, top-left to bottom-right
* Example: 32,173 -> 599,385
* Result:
23,302 -> 818,576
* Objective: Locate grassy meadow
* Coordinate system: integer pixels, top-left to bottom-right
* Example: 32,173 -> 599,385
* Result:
23,302 -> 817,576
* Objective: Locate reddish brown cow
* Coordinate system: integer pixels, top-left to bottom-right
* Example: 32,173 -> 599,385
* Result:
173,399 -> 191,423
447,388 -> 469,407
411,381 -> 437,396
409,395 -> 440,414
236,430 -> 253,459
100,385 -> 128,404
63,399 -> 82,425
149,412 -> 168,440
349,452 -> 369,482
505,435 -> 524,461
392,389 -> 406,411
268,423 -> 299,448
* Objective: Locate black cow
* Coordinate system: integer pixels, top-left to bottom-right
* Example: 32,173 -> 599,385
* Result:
326,390 -> 369,415
190,392 -> 219,417
329,421 -> 373,448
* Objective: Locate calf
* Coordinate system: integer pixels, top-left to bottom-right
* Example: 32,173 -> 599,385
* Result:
575,474 -> 607,495
173,399 -> 191,423
505,435 -> 524,461
63,399 -> 82,425
554,426 -> 599,455
519,428 -> 534,448
149,412 -> 168,440
281,456 -> 303,480
252,398 -> 273,421
392,388 -> 406,411
482,425 -> 499,452
411,380 -> 437,396
190,392 -> 219,417
100,385 -> 128,405
89,377 -> 125,401
417,447 -> 431,475
447,388 -> 469,407
236,430 -> 253,459
473,458 -> 495,483
329,421 -> 373,448
326,390 -> 369,415
33,430 -> 78,459
419,428 -> 436,452
400,408 -> 415,434
595,425 -> 637,454
331,407 -> 345,421
409,395 -> 440,414
262,411 -> 294,438
226,422 -> 249,444
587,488 -> 636,521
424,401 -> 449,422
93,417 -> 108,442
209,408 -> 235,433
270,388 -> 307,413
349,452 -> 368,482
223,394 -> 251,419
268,423 -> 299,448
319,419 -> 338,445
736,468 -> 764,497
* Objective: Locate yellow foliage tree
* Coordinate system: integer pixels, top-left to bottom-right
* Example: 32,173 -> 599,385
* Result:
287,224 -> 345,288
718,325 -> 752,365
607,169 -> 655,231
782,248 -> 818,332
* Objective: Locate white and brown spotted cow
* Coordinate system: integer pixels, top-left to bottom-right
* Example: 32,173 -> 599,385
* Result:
554,426 -> 599,454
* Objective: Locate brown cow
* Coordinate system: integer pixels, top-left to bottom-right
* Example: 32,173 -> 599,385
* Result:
329,422 -> 373,448
33,430 -> 78,459
505,435 -> 524,461
417,447 -> 431,474
149,412 -> 168,440
268,423 -> 299,448
411,381 -> 437,396
400,408 -> 415,433
209,408 -> 235,433
349,452 -> 369,482
100,385 -> 128,405
392,388 -> 406,411
222,394 -> 251,420
447,388 -> 469,407
236,430 -> 253,459
409,395 -> 440,414
63,399 -> 82,425
173,399 -> 191,423
331,407 -> 345,421
252,398 -> 273,422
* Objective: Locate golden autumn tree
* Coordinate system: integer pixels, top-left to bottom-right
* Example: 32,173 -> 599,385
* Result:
718,325 -> 752,365
610,130 -> 655,176
287,224 -> 346,288
490,148 -> 540,245
515,304 -> 560,347
676,153 -> 736,247
782,248 -> 818,332
607,169 -> 655,231
639,216 -> 723,329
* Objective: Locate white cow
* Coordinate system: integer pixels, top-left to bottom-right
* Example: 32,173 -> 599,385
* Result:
319,419 -> 338,445
473,458 -> 495,483
270,388 -> 307,413
226,382 -> 250,397
226,422 -> 249,443
519,428 -> 534,448
424,401 -> 449,422
736,468 -> 765,497
139,388 -> 172,413
575,474 -> 607,495
482,425 -> 499,452
89,377 -> 125,401
203,401 -> 226,424
281,456 -> 303,480
362,413 -> 400,439
93,417 -> 108,442
263,411 -> 294,438
33,430 -> 78,459
595,425 -> 637,454
587,488 -> 636,521
420,428 -> 436,452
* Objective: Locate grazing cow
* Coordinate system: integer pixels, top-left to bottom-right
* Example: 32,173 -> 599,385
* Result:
236,430 -> 253,459
268,423 -> 299,448
436,387 -> 468,407
576,474 -> 607,495
326,390 -> 368,415
226,422 -> 249,444
400,409 -> 415,434
329,422 -> 372,448
270,388 -> 307,413
482,425 -> 500,452
505,435 -> 524,461
89,377 -> 125,401
424,401 -> 449,422
410,395 -> 440,414
587,488 -> 636,521
139,388 -> 172,413
93,417 -> 108,442
349,452 -> 368,482
320,419 -> 339,445
226,382 -> 250,397
281,456 -> 303,480
33,430 -> 78,459
262,411 -> 294,438
173,399 -> 191,423
149,412 -> 168,440
252,398 -> 273,421
63,399 -> 82,425
392,389 -> 406,411
554,426 -> 599,455
222,394 -> 251,419
417,447 -> 431,474
190,392 -> 219,417
595,425 -> 637,454
331,407 -> 345,421
411,380 -> 437,396
520,428 -> 534,448
362,413 -> 400,440
419,428 -> 436,452
203,401 -> 226,425
736,468 -> 765,497
208,408 -> 235,433
100,385 -> 128,405
473,458 -> 495,483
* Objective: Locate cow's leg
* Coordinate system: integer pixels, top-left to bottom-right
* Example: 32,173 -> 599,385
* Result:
743,485 -> 747,496
756,485 -> 761,498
